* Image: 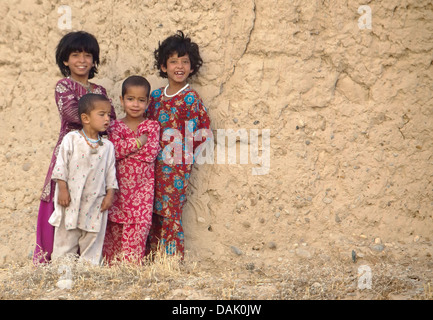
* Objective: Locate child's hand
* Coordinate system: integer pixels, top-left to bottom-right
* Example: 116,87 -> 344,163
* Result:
57,180 -> 71,207
101,189 -> 115,212
137,133 -> 148,147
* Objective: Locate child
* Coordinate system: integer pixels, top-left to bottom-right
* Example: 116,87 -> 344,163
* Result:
49,93 -> 118,265
33,31 -> 116,264
102,76 -> 160,264
145,31 -> 211,259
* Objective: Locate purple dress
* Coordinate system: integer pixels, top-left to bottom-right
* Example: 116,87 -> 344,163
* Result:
33,77 -> 116,264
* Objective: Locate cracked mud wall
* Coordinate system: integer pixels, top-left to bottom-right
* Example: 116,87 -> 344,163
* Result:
0,0 -> 432,264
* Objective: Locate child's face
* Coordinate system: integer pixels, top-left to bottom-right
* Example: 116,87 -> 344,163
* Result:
64,50 -> 94,81
162,53 -> 193,85
120,86 -> 149,119
84,101 -> 112,132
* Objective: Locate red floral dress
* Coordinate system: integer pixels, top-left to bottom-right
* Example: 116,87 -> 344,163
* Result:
145,86 -> 211,258
102,119 -> 160,263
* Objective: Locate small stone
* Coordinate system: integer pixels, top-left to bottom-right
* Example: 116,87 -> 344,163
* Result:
322,197 -> 333,204
372,244 -> 385,252
374,237 -> 382,244
275,212 -> 280,218
268,242 -> 277,250
22,163 -> 31,171
414,235 -> 420,242
236,201 -> 244,210
230,246 -> 242,256
232,118 -> 238,124
242,221 -> 251,228
311,282 -> 322,291
253,120 -> 260,125
360,234 -> 368,239
295,248 -> 312,259
197,217 -> 206,223
352,250 -> 356,263
305,140 -> 310,145
246,263 -> 255,271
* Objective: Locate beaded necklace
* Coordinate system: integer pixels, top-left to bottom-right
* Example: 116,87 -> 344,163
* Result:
163,83 -> 189,98
80,130 -> 103,154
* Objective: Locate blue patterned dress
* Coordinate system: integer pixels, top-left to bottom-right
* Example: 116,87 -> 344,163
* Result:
145,86 -> 211,258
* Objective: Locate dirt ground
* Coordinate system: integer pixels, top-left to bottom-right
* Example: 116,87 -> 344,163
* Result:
1,232 -> 432,300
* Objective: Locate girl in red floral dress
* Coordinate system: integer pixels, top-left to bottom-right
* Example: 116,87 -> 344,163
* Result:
145,31 -> 211,259
102,76 -> 160,264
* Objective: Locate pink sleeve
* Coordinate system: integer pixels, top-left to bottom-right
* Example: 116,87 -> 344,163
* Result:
130,120 -> 161,163
108,121 -> 140,161
55,80 -> 81,126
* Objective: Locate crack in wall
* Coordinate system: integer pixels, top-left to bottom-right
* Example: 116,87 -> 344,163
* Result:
216,0 -> 256,98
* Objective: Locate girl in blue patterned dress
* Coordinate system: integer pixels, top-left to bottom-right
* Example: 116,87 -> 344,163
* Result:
145,31 -> 211,259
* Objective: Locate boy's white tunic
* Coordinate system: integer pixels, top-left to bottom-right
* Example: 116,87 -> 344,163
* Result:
49,131 -> 118,233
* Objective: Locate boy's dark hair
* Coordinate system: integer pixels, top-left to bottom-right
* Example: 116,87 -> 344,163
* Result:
121,75 -> 151,98
56,31 -> 100,79
154,30 -> 203,78
78,94 -> 110,123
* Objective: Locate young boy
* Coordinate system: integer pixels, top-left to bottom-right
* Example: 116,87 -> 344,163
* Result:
102,75 -> 160,264
49,93 -> 118,265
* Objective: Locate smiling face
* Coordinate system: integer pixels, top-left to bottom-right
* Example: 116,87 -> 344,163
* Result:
64,50 -> 94,83
120,85 -> 149,120
161,52 -> 193,87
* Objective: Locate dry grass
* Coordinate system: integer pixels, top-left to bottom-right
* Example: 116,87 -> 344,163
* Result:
0,249 -> 432,300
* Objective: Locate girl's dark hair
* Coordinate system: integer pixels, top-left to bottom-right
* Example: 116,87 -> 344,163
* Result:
154,30 -> 203,78
78,93 -> 109,123
56,31 -> 100,79
121,75 -> 151,98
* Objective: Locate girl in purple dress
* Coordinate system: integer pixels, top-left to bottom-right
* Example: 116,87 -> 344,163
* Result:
33,31 -> 116,264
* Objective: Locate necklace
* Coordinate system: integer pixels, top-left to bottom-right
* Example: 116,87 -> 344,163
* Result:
81,130 -> 102,154
69,77 -> 92,93
164,83 -> 189,98
82,129 -> 101,144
